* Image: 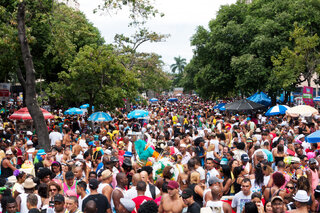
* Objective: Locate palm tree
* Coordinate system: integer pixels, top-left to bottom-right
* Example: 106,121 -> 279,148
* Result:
170,56 -> 187,74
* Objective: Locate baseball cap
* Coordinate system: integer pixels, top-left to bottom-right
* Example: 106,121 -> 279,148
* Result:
309,158 -> 317,164
271,196 -> 284,203
54,194 -> 65,203
213,158 -> 220,165
75,130 -> 80,134
241,154 -> 249,162
208,176 -> 223,185
123,158 -> 132,167
101,169 -> 113,180
167,180 -> 179,190
89,178 -> 99,189
65,171 -> 74,180
26,131 -> 33,136
181,188 -> 193,199
110,156 -> 119,162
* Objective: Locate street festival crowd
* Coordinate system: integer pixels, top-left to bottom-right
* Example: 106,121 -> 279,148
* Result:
0,96 -> 319,213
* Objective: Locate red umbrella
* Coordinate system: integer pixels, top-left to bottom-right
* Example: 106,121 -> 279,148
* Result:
9,107 -> 54,120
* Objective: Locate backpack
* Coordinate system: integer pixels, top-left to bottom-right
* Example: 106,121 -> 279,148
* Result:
149,183 -> 156,199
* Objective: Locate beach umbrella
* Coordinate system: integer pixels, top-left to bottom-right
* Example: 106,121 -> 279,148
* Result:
64,107 -> 83,115
80,104 -> 94,109
219,105 -> 226,111
150,98 -> 158,102
88,112 -> 112,122
314,97 -> 320,102
168,98 -> 178,102
265,105 -> 290,116
9,107 -> 54,120
214,103 -> 226,109
127,110 -> 149,119
225,99 -> 264,112
286,105 -> 318,117
305,130 -> 320,143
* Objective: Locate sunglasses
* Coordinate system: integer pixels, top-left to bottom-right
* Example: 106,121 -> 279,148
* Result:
286,186 -> 294,189
49,188 -> 58,192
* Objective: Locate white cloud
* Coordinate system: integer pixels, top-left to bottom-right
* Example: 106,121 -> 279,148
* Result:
77,0 -> 237,71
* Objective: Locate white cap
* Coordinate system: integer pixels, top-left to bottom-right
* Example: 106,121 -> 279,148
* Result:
75,130 -> 80,134
101,136 -> 107,142
296,134 -> 305,140
6,149 -> 13,155
180,144 -> 187,148
26,140 -> 33,145
26,131 -> 33,136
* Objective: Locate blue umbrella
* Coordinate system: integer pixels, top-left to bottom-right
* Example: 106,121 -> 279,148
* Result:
127,110 -> 149,119
314,97 -> 320,102
305,130 -> 320,143
168,98 -> 178,102
80,104 -> 94,109
64,107 -> 83,115
88,112 -> 112,122
214,103 -> 226,109
265,105 -> 290,116
219,105 -> 226,111
150,98 -> 158,102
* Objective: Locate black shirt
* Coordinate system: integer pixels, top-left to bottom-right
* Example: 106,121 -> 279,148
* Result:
82,194 -> 110,213
187,202 -> 201,213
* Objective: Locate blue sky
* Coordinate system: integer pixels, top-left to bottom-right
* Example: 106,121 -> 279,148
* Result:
77,0 -> 237,72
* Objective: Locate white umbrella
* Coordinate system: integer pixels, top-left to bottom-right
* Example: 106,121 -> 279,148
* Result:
286,105 -> 318,117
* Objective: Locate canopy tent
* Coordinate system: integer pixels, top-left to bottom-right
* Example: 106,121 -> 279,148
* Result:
149,98 -> 158,102
247,92 -> 271,106
9,107 -> 54,120
225,99 -> 264,112
168,98 -> 178,102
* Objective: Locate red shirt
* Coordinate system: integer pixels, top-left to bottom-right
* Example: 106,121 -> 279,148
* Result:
132,196 -> 153,213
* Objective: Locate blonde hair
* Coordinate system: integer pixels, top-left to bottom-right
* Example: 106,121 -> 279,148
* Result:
190,171 -> 200,184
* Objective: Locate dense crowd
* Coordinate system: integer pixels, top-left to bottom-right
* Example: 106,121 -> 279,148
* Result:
0,96 -> 319,213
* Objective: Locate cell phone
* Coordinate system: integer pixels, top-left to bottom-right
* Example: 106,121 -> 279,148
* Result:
49,201 -> 54,207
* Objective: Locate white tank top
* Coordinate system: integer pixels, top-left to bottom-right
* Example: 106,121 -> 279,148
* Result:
205,200 -> 224,213
19,193 -> 42,213
97,183 -> 109,194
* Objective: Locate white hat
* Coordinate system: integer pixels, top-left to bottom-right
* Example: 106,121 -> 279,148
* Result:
75,154 -> 83,160
293,190 -> 310,202
26,131 -> 33,136
101,136 -> 107,142
255,128 -> 261,133
296,134 -> 305,140
0,127 -> 3,130
75,130 -> 80,134
26,140 -> 33,145
6,149 -> 13,155
180,144 -> 187,148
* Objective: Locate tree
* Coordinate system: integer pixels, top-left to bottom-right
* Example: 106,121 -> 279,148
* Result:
272,24 -> 320,89
170,56 -> 186,74
50,44 -> 139,114
182,0 -> 320,100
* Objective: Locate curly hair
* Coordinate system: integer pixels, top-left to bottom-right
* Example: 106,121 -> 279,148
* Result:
272,172 -> 285,188
163,166 -> 173,180
138,200 -> 158,213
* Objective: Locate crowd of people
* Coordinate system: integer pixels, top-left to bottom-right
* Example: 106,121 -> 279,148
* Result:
0,96 -> 319,213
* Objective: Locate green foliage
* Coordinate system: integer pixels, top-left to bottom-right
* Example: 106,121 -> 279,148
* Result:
49,44 -> 139,110
272,24 -> 320,89
183,0 -> 320,99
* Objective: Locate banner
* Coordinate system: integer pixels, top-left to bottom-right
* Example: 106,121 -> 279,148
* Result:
303,86 -> 313,106
0,83 -> 11,102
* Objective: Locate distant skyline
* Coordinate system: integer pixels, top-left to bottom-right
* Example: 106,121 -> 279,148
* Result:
77,0 -> 237,72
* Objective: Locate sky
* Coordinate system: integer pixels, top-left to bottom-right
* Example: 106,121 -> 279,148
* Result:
77,0 -> 237,72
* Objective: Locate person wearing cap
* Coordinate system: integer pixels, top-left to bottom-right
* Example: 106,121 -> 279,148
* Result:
131,181 -> 153,212
97,169 -> 113,202
0,148 -> 16,178
118,198 -> 136,213
63,171 -> 78,197
205,185 -> 232,213
306,158 -> 319,191
231,178 -> 252,213
181,188 -> 201,213
179,143 -> 191,165
286,190 -> 309,213
271,196 -> 285,213
241,154 -> 251,174
203,175 -> 224,205
82,178 -> 111,213
16,178 -> 42,213
159,180 -> 186,213
53,194 -> 65,213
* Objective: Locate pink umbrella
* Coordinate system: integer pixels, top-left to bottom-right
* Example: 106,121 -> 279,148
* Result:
9,107 -> 54,120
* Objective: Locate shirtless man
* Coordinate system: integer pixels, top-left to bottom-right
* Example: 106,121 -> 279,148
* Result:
72,140 -> 82,156
159,180 -> 186,213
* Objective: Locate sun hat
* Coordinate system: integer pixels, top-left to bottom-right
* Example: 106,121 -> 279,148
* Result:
101,169 -> 113,180
22,178 -> 36,189
293,190 -> 310,202
5,149 -> 13,155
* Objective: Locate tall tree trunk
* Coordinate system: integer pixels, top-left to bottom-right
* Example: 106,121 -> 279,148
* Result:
17,1 -> 50,151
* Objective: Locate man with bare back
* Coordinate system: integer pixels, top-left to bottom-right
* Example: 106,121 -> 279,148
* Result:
159,180 -> 186,213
